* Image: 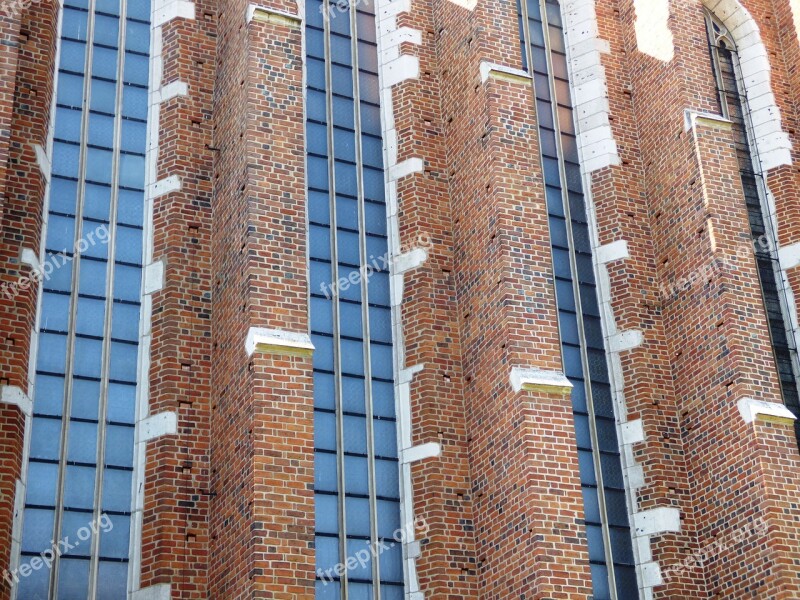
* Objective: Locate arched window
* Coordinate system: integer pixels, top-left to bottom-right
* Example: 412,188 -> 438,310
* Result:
705,9 -> 800,437
304,0 -> 406,597
517,1 -> 638,598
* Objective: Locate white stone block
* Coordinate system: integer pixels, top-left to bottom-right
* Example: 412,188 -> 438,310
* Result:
633,507 -> 681,537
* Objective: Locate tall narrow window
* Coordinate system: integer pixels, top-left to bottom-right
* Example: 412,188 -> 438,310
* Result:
705,10 -> 800,437
518,1 -> 638,598
305,0 -> 405,597
17,0 -> 150,597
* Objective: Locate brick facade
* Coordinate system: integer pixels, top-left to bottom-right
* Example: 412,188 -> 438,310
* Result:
1,0 -> 800,598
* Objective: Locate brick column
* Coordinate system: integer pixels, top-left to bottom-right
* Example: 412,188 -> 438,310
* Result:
209,2 -> 314,597
580,1 -> 705,596
137,1 -> 215,597
427,0 -> 594,592
0,3 -> 57,597
374,0 -> 479,594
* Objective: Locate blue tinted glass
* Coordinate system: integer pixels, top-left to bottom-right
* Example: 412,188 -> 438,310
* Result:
75,296 -> 106,337
97,561 -> 129,600
113,263 -> 141,301
79,258 -> 108,297
30,418 -> 61,460
125,20 -> 150,53
45,214 -> 75,252
92,45 -> 119,80
26,462 -> 59,506
40,292 -> 71,332
37,333 -> 68,374
67,421 -> 97,464
126,0 -> 150,21
101,468 -> 132,511
91,77 -> 117,113
123,52 -> 149,85
109,341 -> 138,382
72,378 -> 100,420
107,383 -> 136,424
15,562 -> 51,598
89,112 -> 115,148
121,119 -> 147,152
105,424 -> 134,467
83,183 -> 111,221
98,514 -> 130,559
60,40 -> 88,72
118,189 -> 144,226
343,415 -> 367,454
74,336 -> 102,378
316,493 -> 339,534
55,107 -> 83,142
93,14 -> 120,47
122,85 -> 148,119
21,508 -> 55,553
57,557 -> 90,599
86,147 -> 113,183
315,412 -> 337,451
315,452 -> 338,493
345,496 -> 370,537
96,0 -> 119,15
61,515 -> 94,556
115,225 -> 142,264
33,374 -> 66,416
52,142 -> 80,178
51,177 -> 79,215
316,535 -> 340,573
64,465 -> 96,509
58,72 -> 85,108
119,153 -> 145,188
112,301 -> 140,341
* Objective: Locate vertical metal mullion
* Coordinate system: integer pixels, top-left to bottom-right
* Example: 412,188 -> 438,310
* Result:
87,2 -> 128,595
50,2 -> 97,596
348,3 -> 381,596
321,4 -> 349,596
534,2 -> 618,595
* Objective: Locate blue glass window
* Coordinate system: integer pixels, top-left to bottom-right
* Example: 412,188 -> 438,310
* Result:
18,1 -> 151,597
306,0 -> 404,595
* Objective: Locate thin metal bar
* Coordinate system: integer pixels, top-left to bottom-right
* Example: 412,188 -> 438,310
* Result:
49,1 -> 97,595
321,2 -> 350,595
347,1 -> 382,595
87,1 -> 129,595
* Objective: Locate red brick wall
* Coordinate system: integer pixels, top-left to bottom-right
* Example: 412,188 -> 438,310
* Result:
2,0 -> 800,597
209,1 -> 314,597
139,2 -> 216,597
385,0 -> 479,595
0,2 -> 57,597
422,0 -> 594,594
590,1 -> 707,596
613,0 -> 800,596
